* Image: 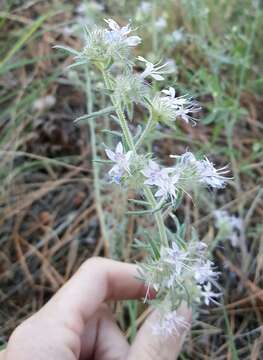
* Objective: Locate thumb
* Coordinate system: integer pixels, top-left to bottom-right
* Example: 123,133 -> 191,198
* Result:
127,303 -> 191,360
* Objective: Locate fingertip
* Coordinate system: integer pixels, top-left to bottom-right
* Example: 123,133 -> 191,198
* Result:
127,303 -> 192,360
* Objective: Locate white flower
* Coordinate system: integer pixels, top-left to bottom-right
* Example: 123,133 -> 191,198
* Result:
161,87 -> 201,124
194,260 -> 219,285
197,158 -> 229,188
155,174 -> 179,203
142,160 -> 173,186
138,1 -> 152,14
165,58 -> 177,73
201,282 -> 221,306
162,86 -> 176,98
152,87 -> 200,124
189,241 -> 207,254
172,29 -> 185,43
170,152 -> 230,189
80,18 -> 141,64
174,105 -> 200,124
164,242 -> 190,286
156,17 -> 167,30
152,310 -> 189,336
214,210 -> 243,247
105,142 -> 133,183
138,56 -> 174,81
176,151 -> 197,165
104,18 -> 141,47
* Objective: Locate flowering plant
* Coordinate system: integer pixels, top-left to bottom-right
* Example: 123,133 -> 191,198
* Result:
56,18 -> 229,336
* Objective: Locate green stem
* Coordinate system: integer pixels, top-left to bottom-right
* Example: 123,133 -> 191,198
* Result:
115,102 -> 136,151
144,186 -> 169,247
86,69 -> 110,255
101,69 -> 168,247
102,70 -> 135,151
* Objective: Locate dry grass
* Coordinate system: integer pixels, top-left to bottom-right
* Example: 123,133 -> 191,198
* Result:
0,1 -> 263,358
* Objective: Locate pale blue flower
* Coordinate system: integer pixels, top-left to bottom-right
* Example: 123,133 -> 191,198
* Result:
138,2 -> 152,14
104,18 -> 141,47
155,174 -> 179,202
152,310 -> 189,336
105,142 -> 133,182
142,160 -> 173,186
194,260 -> 219,285
197,158 -> 229,188
156,17 -> 167,30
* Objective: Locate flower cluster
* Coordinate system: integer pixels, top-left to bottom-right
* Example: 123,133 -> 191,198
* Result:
58,16 -> 229,338
141,238 -> 221,335
104,19 -> 141,48
113,73 -> 148,107
152,310 -> 189,336
105,143 -> 229,203
79,18 -> 141,66
172,152 -> 230,189
151,86 -> 201,125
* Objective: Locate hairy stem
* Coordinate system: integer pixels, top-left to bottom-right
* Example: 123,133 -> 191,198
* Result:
101,69 -> 168,247
102,70 -> 135,151
86,69 -> 110,256
143,186 -> 169,247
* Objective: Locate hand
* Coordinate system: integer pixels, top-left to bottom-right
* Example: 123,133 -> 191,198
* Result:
1,258 -> 191,360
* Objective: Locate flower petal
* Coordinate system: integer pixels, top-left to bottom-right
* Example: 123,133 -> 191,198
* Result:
104,18 -> 120,31
126,36 -> 141,46
155,188 -> 165,197
151,73 -> 164,81
115,142 -> 123,154
105,149 -> 116,162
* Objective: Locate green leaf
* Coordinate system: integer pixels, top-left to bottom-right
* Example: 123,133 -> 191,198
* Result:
101,129 -> 122,137
92,159 -> 112,164
74,106 -> 115,123
126,209 -> 154,215
126,201 -> 165,216
67,60 -> 87,69
127,198 -> 150,206
53,45 -> 80,57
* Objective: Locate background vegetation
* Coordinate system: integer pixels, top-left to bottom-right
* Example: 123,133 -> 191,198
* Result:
0,0 -> 262,358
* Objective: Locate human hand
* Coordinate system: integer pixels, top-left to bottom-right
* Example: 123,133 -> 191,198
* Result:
1,258 -> 191,360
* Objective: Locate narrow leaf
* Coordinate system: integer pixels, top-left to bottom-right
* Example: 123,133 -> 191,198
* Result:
101,129 -> 122,137
74,106 -> 115,123
53,45 -> 80,56
127,199 -> 150,206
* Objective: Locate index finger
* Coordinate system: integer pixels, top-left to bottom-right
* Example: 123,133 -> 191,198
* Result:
38,257 -> 148,333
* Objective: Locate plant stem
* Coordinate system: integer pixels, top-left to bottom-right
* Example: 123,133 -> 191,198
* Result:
86,69 -> 110,256
102,70 -> 135,151
101,69 -> 168,247
144,186 -> 169,247
115,102 -> 136,151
